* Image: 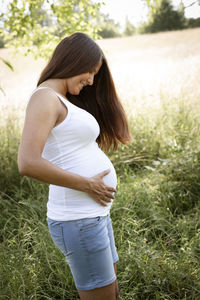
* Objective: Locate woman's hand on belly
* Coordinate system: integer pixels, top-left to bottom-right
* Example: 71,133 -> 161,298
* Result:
85,169 -> 117,206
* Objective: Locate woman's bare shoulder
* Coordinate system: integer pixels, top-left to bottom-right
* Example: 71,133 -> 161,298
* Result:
28,87 -> 59,108
25,88 -> 62,125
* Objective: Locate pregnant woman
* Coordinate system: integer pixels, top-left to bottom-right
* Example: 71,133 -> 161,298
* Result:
18,32 -> 131,300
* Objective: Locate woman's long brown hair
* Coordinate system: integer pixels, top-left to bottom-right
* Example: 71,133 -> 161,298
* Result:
37,32 -> 131,151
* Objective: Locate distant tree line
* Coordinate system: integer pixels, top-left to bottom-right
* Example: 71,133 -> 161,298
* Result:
0,0 -> 200,50
97,0 -> 200,38
138,0 -> 200,34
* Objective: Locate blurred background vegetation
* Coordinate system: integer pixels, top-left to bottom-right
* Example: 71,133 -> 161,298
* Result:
0,0 -> 200,50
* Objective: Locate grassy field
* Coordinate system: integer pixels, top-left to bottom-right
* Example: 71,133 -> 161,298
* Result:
0,28 -> 200,299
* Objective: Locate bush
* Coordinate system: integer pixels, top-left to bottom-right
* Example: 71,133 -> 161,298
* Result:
123,18 -> 136,36
187,17 -> 200,28
139,0 -> 186,33
0,35 -> 5,48
98,23 -> 121,39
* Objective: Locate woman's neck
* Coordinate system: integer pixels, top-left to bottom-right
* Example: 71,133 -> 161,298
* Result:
38,78 -> 68,96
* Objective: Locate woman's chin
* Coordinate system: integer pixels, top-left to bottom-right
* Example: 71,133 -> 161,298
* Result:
70,89 -> 81,95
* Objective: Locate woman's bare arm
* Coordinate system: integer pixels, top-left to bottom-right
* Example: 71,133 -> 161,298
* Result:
18,89 -> 116,206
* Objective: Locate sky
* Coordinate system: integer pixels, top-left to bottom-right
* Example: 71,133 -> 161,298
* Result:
99,0 -> 200,28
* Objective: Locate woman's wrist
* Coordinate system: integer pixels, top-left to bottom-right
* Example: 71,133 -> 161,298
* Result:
76,175 -> 91,193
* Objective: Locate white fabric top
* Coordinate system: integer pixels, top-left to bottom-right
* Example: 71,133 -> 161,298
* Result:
34,87 -> 117,221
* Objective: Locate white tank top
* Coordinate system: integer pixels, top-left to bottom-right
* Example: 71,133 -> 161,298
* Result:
35,87 -> 117,221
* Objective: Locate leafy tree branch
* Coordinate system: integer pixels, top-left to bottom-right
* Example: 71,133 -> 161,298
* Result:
1,0 -> 103,59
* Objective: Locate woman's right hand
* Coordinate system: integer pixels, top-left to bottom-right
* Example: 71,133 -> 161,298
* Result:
86,169 -> 117,206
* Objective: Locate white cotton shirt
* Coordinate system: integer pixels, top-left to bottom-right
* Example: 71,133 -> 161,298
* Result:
37,88 -> 117,221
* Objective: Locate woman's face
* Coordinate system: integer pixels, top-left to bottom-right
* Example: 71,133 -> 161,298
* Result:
66,60 -> 102,95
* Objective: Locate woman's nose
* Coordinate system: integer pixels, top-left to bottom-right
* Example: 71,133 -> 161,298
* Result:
87,74 -> 94,85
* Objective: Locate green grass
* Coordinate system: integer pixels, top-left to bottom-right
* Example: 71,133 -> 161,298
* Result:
0,92 -> 200,299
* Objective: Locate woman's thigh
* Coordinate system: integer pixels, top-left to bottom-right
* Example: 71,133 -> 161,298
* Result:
47,215 -> 118,292
78,280 -> 117,300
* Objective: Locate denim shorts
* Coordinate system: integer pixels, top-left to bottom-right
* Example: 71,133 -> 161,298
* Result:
47,214 -> 119,291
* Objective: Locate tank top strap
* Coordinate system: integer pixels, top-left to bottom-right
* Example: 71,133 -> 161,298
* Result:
30,86 -> 74,111
54,91 -> 74,111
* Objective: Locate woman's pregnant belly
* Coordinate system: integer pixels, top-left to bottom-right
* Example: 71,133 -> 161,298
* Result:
73,147 -> 117,188
48,143 -> 117,207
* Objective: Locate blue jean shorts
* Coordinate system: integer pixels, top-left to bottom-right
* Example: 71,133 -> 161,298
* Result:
47,214 -> 119,291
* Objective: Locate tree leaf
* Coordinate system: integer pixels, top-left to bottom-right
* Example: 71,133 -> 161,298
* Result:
0,86 -> 6,96
0,57 -> 14,71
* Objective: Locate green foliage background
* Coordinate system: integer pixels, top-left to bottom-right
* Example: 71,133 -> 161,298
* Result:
1,0 -> 103,58
140,0 -> 186,33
